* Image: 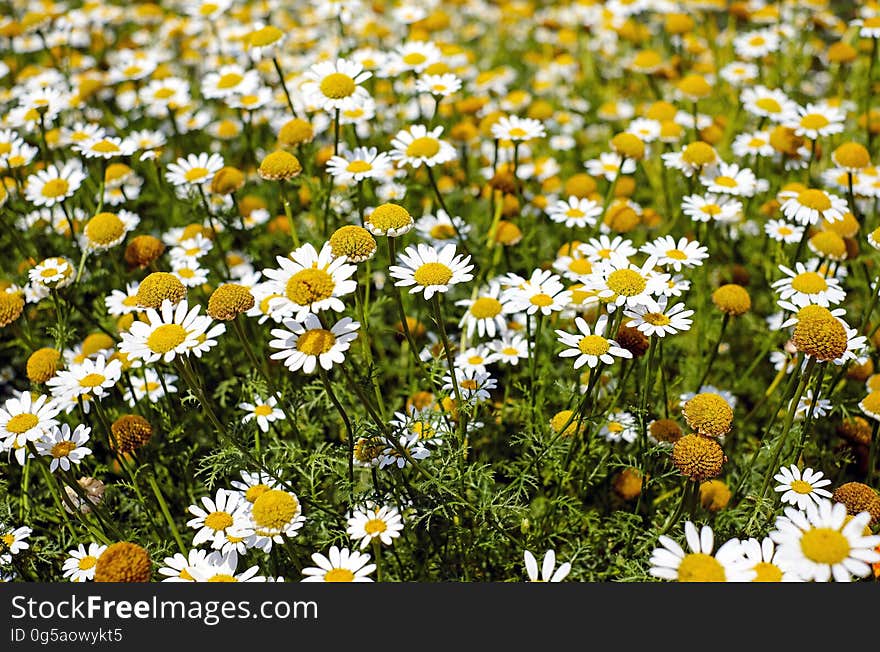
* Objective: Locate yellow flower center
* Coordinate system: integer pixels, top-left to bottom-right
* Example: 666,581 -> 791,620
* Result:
51,441 -> 76,458
178,567 -> 194,580
85,212 -> 125,246
677,553 -> 726,582
508,127 -> 528,139
470,297 -> 502,319
800,527 -> 850,565
78,373 -> 106,388
364,518 -> 387,535
146,324 -> 188,354
254,405 -> 273,417
413,262 -> 453,287
286,268 -> 335,305
90,139 -> 120,153
750,561 -> 782,582
790,272 -> 828,294
324,568 -> 355,582
320,72 -> 356,99
607,269 -> 647,296
207,574 -> 238,582
460,379 -> 478,390
204,511 -> 234,531
249,25 -> 282,47
778,226 -> 792,235
406,137 -> 440,158
1,533 -> 14,546
245,484 -> 271,503
755,97 -> 781,113
199,3 -> 219,15
41,178 -> 69,198
789,479 -> 814,494
643,312 -> 671,326
78,555 -> 97,571
154,87 -> 175,99
529,293 -> 554,307
251,489 -> 299,530
430,223 -> 457,239
800,114 -> 829,130
296,329 -> 337,355
346,160 -> 372,173
665,248 -> 688,260
183,167 -> 210,182
796,189 -> 832,211
713,175 -> 737,188
7,413 -> 38,434
216,73 -> 243,89
568,258 -> 592,275
402,52 -> 427,66
578,334 -> 610,356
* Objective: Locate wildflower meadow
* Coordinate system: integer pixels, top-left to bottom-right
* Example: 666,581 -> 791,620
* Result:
2,0 -> 880,584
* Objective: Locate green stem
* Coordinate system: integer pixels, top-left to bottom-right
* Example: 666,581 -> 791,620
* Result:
146,472 -> 187,555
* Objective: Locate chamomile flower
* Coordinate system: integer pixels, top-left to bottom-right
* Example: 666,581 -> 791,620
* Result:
765,219 -> 804,243
389,243 -> 474,300
491,115 -> 546,142
502,269 -> 572,316
158,548 -> 211,583
239,396 -> 284,433
119,300 -> 217,364
779,187 -> 848,225
415,210 -> 471,247
556,315 -> 632,369
649,522 -> 754,582
62,543 -> 107,582
189,550 -> 266,583
738,537 -> 801,582
740,85 -> 797,121
269,314 -> 360,374
36,423 -> 92,472
773,465 -> 833,510
186,489 -> 253,550
578,235 -> 638,263
378,434 -> 431,469
347,503 -> 404,549
600,411 -> 638,444
29,257 -> 75,290
165,153 -> 225,188
770,499 -> 880,582
201,65 -> 259,99
546,196 -> 602,228
123,369 -> 177,407
585,255 -> 667,311
442,368 -> 497,404
301,545 -> 375,582
415,73 -> 462,97
302,59 -> 372,112
0,392 -> 60,448
74,136 -> 137,160
390,124 -> 457,169
263,242 -> 357,320
700,163 -> 759,197
584,152 -> 636,181
640,236 -> 708,271
624,297 -> 694,337
24,161 -> 86,207
0,526 -> 32,563
681,194 -> 742,224
246,488 -> 306,552
523,549 -> 571,582
456,282 -> 511,338
771,263 -> 846,308
326,146 -> 393,184
783,103 -> 846,140
486,333 -> 530,366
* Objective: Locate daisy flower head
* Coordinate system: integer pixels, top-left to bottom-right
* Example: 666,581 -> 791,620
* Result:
201,65 -> 259,100
699,163 -> 760,197
0,526 -> 32,563
73,136 -> 137,160
247,488 -> 306,552
502,269 -> 572,316
738,537 -> 801,582
188,550 -> 266,583
600,411 -> 638,443
487,333 -> 530,366
158,548 -> 211,583
584,152 -> 636,182
456,282 -> 511,338
491,115 -> 546,142
389,243 -> 474,300
770,499 -> 880,582
578,235 -> 638,263
82,210 -> 139,252
269,314 -> 360,374
165,153 -> 225,188
546,196 -> 602,228
585,254 -> 667,311
378,433 -> 431,469
783,103 -> 846,141
239,396 -> 284,433
62,543 -> 107,582
390,124 -> 457,168
302,58 -> 372,112
661,141 -> 719,177
263,242 -> 357,320
347,503 -> 404,549
764,219 -> 803,244
326,146 -> 393,185
415,73 -> 462,97
186,489 -> 253,550
779,187 -> 848,225
392,40 -> 442,73
442,368 -> 497,405
301,545 -> 375,582
740,85 -> 796,121
640,236 -> 708,271
29,256 -> 75,290
650,522 -> 754,582
119,300 -> 218,364
0,392 -> 60,448
24,161 -> 86,207
555,315 -> 633,370
624,296 -> 694,338
36,423 -> 92,472
415,210 -> 470,247
771,263 -> 846,308
681,194 -> 742,224
774,465 -> 833,510
523,549 -> 571,582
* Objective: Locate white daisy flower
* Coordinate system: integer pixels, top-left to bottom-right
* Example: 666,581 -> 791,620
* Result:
771,263 -> 846,308
158,548 -> 211,582
390,124 -> 457,169
779,187 -> 848,226
186,489 -> 253,550
555,315 -> 632,369
347,503 -> 404,549
326,146 -> 393,184
165,152 -> 225,188
640,236 -> 708,271
62,543 -> 107,582
301,545 -> 375,582
302,58 -> 372,112
119,300 -> 218,364
389,243 -> 474,300
35,423 -> 92,472
681,194 -> 742,224
269,314 -> 360,374
0,392 -> 60,448
649,522 -> 755,582
546,196 -> 602,228
239,396 -> 284,433
24,161 -> 86,207
189,550 -> 266,582
773,465 -> 833,509
624,296 -> 694,337
502,268 -> 572,316
738,537 -> 801,582
46,355 -> 122,403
